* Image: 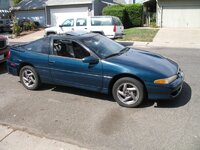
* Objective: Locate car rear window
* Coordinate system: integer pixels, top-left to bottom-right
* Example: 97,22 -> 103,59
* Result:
91,17 -> 113,26
20,38 -> 49,54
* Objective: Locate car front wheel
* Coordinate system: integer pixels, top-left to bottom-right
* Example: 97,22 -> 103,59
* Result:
19,66 -> 40,90
112,77 -> 145,108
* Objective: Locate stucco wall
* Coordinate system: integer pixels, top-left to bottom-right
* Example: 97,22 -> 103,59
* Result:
15,9 -> 46,26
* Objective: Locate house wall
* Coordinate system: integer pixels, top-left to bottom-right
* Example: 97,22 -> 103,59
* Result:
46,4 -> 92,25
157,0 -> 200,27
15,9 -> 46,26
93,0 -> 107,16
0,0 -> 12,10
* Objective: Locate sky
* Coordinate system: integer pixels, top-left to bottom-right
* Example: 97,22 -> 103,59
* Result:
135,0 -> 143,3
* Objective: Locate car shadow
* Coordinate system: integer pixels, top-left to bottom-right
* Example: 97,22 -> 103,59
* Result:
40,82 -> 191,108
155,82 -> 192,108
40,84 -> 114,102
0,62 -> 7,75
139,82 -> 192,108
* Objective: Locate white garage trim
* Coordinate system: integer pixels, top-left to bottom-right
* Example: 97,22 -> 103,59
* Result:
50,7 -> 89,26
162,6 -> 200,28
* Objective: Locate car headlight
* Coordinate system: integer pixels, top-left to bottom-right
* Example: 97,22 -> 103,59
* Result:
154,75 -> 177,85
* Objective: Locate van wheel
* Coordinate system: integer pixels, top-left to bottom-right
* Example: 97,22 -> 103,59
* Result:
19,66 -> 40,90
47,32 -> 56,36
112,77 -> 145,108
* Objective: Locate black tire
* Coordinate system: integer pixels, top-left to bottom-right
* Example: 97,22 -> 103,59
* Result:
112,77 -> 145,108
19,66 -> 40,90
47,32 -> 56,36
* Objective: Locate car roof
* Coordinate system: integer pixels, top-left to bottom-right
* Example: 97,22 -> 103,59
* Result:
48,31 -> 97,40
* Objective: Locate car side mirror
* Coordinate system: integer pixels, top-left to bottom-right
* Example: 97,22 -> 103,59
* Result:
82,56 -> 99,64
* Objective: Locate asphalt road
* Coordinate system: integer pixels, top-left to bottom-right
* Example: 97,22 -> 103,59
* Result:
0,45 -> 199,150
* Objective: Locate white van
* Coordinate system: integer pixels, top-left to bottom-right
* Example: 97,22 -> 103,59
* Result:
45,16 -> 124,39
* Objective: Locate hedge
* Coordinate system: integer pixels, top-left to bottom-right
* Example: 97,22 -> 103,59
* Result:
102,5 -> 126,25
102,4 -> 143,28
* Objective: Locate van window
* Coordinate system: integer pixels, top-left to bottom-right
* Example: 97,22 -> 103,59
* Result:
91,17 -> 113,26
62,19 -> 74,27
113,17 -> 122,26
76,18 -> 87,26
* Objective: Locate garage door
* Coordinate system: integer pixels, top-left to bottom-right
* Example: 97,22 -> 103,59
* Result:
50,7 -> 89,26
162,6 -> 200,27
15,10 -> 46,26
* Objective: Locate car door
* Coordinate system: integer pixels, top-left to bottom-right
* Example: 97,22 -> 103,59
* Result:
74,18 -> 88,31
59,19 -> 75,33
48,38 -> 103,91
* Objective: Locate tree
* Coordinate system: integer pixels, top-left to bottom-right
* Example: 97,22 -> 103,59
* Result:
13,0 -> 23,6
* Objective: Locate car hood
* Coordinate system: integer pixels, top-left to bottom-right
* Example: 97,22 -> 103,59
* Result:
106,48 -> 178,77
45,26 -> 59,32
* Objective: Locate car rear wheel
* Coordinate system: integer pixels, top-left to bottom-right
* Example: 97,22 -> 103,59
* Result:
19,66 -> 40,90
112,77 -> 145,108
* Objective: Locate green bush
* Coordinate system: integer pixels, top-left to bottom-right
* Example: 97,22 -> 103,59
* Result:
22,20 -> 36,31
125,4 -> 143,27
102,5 -> 126,24
102,4 -> 143,28
12,19 -> 21,37
150,13 -> 157,28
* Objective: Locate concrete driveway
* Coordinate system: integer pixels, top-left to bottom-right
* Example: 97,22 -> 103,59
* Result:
151,28 -> 200,48
8,30 -> 45,44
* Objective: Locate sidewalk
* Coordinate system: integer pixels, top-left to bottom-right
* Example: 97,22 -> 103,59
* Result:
8,30 -> 45,43
150,28 -> 200,49
0,125 -> 87,150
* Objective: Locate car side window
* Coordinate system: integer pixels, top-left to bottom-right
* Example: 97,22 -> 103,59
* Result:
62,19 -> 74,27
53,40 -> 90,59
76,18 -> 87,26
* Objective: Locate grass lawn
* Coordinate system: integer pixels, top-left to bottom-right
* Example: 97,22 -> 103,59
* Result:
121,28 -> 159,42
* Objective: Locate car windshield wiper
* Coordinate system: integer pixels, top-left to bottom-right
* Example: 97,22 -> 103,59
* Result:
105,53 -> 120,59
105,47 -> 130,59
119,47 -> 130,54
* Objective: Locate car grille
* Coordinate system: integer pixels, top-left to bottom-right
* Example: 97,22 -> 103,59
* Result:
0,40 -> 6,49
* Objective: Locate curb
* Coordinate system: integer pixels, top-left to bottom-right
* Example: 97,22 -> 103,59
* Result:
0,124 -> 88,150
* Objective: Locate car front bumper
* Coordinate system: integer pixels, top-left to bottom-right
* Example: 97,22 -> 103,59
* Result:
146,72 -> 184,100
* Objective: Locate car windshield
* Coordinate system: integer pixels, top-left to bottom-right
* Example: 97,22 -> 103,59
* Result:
81,35 -> 125,59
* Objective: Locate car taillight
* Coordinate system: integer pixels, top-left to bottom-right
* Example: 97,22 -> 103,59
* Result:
113,24 -> 116,32
7,50 -> 10,59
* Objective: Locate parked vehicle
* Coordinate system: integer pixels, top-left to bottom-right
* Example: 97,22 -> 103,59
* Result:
7,32 -> 184,108
45,16 -> 124,39
0,35 -> 9,63
0,19 -> 12,33
0,9 -> 12,33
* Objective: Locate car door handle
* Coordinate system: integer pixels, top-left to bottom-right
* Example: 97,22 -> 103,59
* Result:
49,61 -> 55,64
85,28 -> 87,29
